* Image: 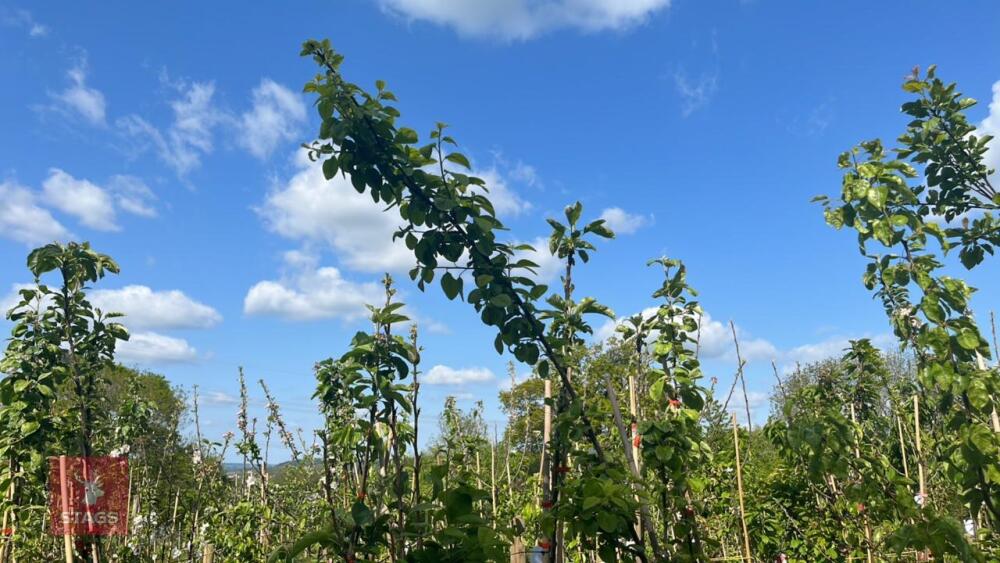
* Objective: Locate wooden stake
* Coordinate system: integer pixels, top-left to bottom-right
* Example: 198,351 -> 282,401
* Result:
170,489 -> 181,535
896,414 -> 910,479
475,450 -> 483,490
59,456 -> 72,563
605,374 -> 659,555
914,396 -> 928,563
202,542 -> 215,563
0,471 -> 14,563
540,378 -> 552,502
732,415 -> 751,562
510,536 -> 525,563
628,372 -> 640,474
914,396 -> 926,505
490,428 -> 498,523
627,370 -> 643,546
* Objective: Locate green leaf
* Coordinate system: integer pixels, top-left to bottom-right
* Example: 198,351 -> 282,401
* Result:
489,294 -> 512,307
441,272 -> 462,300
351,500 -> 373,526
596,511 -> 619,533
396,127 -> 419,144
565,201 -> 583,225
968,378 -> 989,410
445,152 -> 471,169
921,294 -> 946,324
322,157 -> 339,180
957,329 -> 980,351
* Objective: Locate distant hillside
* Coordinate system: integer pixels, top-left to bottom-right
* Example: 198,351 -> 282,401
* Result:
221,460 -> 320,476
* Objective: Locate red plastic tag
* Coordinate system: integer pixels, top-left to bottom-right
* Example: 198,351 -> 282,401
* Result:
49,456 -> 129,536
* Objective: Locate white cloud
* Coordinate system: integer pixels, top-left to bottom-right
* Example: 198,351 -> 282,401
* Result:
244,251 -> 384,321
258,155 -> 414,273
117,331 -> 198,363
202,390 -> 240,406
508,161 -> 540,187
89,285 -> 222,330
2,9 -> 48,37
42,168 -> 118,231
259,152 -> 537,273
696,312 -> 777,362
108,175 -> 157,218
118,81 -> 227,176
53,61 -> 106,125
778,333 -> 897,374
424,364 -> 496,385
0,180 -> 71,245
674,68 -> 718,117
2,283 -> 211,365
980,80 -> 1000,184
473,168 -> 532,217
378,0 -> 671,40
599,207 -> 650,235
238,79 -> 307,159
512,236 -> 562,283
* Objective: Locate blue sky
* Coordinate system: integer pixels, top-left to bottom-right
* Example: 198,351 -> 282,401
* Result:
2,1 -> 1000,460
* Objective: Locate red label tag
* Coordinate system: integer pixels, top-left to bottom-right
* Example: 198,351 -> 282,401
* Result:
48,456 -> 129,536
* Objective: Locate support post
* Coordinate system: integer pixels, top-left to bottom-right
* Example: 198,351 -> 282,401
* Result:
732,415 -> 751,562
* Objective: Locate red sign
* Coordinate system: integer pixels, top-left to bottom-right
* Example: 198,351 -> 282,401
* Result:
48,456 -> 129,536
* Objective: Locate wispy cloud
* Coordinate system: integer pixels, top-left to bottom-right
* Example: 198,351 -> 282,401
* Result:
238,79 -> 307,159
673,68 -> 718,117
118,80 -> 227,176
50,59 -> 107,126
599,207 -> 652,235
377,0 -> 671,41
424,365 -> 496,385
0,180 -> 71,246
2,9 -> 48,37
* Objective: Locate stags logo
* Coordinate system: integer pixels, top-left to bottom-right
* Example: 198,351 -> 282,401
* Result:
78,472 -> 104,506
49,456 -> 129,536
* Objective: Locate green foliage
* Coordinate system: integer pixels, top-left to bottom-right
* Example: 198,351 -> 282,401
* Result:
819,65 -> 1000,555
6,44 -> 1000,563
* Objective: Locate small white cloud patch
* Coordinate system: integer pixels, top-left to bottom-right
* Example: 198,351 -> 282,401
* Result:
42,168 -> 119,231
244,251 -> 385,321
109,175 -> 158,218
599,207 -> 650,235
53,61 -> 107,125
674,68 -> 718,117
378,0 -> 671,40
258,155 -> 414,273
0,180 -> 71,246
89,285 -> 222,330
979,80 -> 1000,184
117,331 -> 198,363
118,81 -> 227,176
424,365 -> 496,385
238,79 -> 307,159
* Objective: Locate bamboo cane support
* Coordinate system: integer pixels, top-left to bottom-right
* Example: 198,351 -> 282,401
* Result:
914,396 -> 926,504
732,415 -> 751,562
896,414 -> 910,479
59,456 -> 72,563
